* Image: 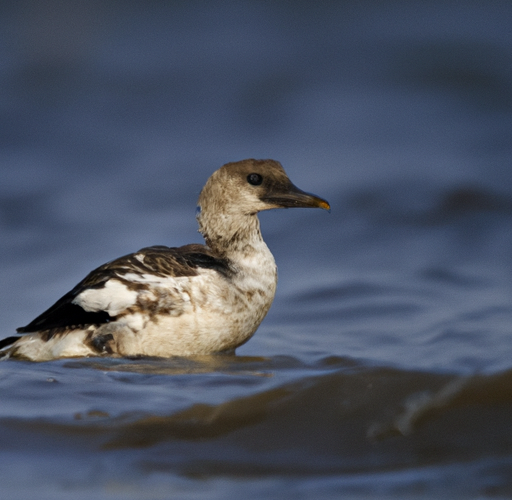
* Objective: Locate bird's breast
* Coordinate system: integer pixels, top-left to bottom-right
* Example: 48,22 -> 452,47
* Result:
116,246 -> 277,356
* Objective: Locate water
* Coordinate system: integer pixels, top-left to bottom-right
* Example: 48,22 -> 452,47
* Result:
1,1 -> 512,498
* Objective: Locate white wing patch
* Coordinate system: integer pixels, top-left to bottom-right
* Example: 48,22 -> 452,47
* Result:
72,279 -> 138,316
121,272 -> 182,284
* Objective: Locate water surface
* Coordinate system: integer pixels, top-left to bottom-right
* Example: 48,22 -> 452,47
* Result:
1,1 -> 512,498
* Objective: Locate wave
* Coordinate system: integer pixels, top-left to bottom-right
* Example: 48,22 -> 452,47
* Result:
3,357 -> 512,477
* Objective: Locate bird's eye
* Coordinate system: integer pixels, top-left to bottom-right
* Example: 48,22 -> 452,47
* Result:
247,173 -> 263,186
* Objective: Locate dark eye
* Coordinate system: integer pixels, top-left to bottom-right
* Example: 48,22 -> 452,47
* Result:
247,173 -> 263,186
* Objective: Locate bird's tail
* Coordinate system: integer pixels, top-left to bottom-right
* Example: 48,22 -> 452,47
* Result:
0,336 -> 20,359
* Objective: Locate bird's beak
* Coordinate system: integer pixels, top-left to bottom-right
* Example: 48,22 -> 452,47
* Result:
260,182 -> 331,212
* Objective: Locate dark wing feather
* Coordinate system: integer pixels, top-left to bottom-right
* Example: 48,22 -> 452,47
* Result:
15,244 -> 232,335
108,244 -> 232,280
175,244 -> 233,279
16,296 -> 112,333
0,336 -> 21,350
16,283 -> 113,334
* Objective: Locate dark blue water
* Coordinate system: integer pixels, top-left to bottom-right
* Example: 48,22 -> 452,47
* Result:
1,1 -> 512,498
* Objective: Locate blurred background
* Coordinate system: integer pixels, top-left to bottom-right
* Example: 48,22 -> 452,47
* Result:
2,0 -> 511,368
1,2 -> 512,497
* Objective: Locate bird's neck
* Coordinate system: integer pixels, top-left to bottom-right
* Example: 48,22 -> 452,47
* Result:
198,211 -> 277,308
198,211 -> 267,260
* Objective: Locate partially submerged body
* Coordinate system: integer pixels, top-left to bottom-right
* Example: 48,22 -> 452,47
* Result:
1,159 -> 329,361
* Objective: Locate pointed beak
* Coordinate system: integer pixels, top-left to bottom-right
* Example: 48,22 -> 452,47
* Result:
260,182 -> 331,212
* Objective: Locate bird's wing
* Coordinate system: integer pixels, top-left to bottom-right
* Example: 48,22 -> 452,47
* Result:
16,244 -> 231,336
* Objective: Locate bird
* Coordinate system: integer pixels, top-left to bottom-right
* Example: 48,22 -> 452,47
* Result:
0,159 -> 330,361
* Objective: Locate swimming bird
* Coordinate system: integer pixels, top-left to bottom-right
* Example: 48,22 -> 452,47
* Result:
0,159 -> 330,361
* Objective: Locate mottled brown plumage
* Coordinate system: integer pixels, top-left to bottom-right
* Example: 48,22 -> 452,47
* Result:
16,244 -> 232,336
1,159 -> 329,361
